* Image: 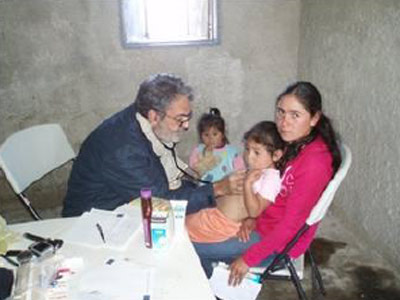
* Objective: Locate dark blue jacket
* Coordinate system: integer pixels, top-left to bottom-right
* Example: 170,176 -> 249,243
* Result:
62,104 -> 214,217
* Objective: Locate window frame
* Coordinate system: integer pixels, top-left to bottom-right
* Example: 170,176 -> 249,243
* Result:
119,0 -> 219,48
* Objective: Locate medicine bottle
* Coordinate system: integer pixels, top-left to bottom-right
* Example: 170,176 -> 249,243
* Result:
140,188 -> 153,248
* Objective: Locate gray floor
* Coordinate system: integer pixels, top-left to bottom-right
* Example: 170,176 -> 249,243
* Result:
257,212 -> 400,300
3,207 -> 400,300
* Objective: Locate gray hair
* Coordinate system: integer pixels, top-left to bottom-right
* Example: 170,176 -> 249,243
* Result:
135,73 -> 194,118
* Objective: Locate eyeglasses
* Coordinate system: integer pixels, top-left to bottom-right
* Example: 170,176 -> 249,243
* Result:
159,111 -> 193,127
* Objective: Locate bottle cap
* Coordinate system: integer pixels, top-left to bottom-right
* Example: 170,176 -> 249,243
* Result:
140,188 -> 152,199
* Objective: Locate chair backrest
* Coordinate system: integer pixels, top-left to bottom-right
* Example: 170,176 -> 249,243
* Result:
306,143 -> 352,226
0,124 -> 75,194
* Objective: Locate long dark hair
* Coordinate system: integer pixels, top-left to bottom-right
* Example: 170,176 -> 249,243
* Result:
277,82 -> 342,174
197,108 -> 229,145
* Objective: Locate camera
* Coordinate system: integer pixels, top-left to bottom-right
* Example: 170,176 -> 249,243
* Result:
28,241 -> 55,259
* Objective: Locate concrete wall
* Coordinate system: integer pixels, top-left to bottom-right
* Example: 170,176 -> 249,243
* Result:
298,0 -> 400,270
0,0 -> 300,220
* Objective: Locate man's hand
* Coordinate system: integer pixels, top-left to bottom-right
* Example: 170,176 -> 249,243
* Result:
228,257 -> 249,286
228,170 -> 246,194
213,170 -> 246,197
237,218 -> 256,242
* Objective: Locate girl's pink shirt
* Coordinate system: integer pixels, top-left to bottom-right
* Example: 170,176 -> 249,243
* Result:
242,136 -> 333,267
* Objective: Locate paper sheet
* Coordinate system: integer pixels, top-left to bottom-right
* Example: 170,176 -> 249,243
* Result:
209,266 -> 262,300
73,260 -> 154,300
61,207 -> 141,250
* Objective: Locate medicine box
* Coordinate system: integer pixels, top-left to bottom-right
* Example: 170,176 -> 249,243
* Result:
151,198 -> 174,250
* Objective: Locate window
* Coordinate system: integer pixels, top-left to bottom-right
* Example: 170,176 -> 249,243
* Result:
120,0 -> 218,48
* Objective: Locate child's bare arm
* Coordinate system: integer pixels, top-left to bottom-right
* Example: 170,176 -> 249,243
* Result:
244,170 -> 272,217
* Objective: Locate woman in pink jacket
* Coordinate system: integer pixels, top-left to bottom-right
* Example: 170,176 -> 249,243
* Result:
193,81 -> 342,284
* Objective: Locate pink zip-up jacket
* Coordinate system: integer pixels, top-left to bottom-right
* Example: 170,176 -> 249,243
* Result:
242,136 -> 333,267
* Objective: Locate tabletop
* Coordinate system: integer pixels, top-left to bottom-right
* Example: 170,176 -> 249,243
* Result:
6,215 -> 215,300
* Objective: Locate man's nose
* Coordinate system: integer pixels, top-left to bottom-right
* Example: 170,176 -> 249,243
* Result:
182,121 -> 190,130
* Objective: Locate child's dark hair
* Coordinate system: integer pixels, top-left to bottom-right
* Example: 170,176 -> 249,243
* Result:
197,108 -> 229,144
243,121 -> 285,171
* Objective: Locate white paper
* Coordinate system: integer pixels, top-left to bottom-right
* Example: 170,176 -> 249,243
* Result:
209,266 -> 262,300
74,261 -> 154,300
250,254 -> 304,280
61,207 -> 141,251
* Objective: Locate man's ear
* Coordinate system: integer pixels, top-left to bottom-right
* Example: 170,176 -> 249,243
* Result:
273,149 -> 284,162
147,109 -> 160,126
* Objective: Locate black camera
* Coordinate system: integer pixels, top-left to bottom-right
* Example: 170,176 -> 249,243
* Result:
28,241 -> 55,259
23,232 -> 63,260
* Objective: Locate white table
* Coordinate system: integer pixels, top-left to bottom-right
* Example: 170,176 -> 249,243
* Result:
7,217 -> 215,300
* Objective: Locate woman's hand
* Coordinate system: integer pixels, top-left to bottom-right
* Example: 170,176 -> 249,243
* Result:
213,170 -> 246,197
228,257 -> 249,286
237,218 -> 256,242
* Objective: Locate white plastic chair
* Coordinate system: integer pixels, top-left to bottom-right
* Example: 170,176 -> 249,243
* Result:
0,124 -> 75,220
254,143 -> 352,300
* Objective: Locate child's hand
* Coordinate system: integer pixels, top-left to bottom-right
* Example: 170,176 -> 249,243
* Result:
204,144 -> 215,152
194,151 -> 221,176
245,169 -> 263,187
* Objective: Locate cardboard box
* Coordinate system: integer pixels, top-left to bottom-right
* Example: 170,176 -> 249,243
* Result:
151,198 -> 174,250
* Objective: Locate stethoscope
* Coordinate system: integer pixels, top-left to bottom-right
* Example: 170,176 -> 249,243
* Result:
162,142 -> 212,185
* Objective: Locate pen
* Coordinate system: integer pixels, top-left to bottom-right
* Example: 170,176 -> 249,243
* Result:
96,222 -> 106,243
0,254 -> 19,267
143,269 -> 151,300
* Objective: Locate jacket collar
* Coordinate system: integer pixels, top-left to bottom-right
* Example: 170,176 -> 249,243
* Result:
136,112 -> 186,190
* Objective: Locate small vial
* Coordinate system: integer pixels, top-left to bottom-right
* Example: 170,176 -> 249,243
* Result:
13,250 -> 33,300
140,188 -> 153,248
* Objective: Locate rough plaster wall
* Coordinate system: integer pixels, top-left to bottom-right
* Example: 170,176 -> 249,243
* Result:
298,0 -> 400,270
0,0 -> 300,219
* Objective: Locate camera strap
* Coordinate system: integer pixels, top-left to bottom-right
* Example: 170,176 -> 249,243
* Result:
23,232 -> 64,250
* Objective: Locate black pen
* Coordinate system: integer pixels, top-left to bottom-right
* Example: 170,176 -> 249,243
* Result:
0,254 -> 19,267
96,222 -> 106,243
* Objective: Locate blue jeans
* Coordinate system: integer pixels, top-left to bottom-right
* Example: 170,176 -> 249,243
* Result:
192,232 -> 275,278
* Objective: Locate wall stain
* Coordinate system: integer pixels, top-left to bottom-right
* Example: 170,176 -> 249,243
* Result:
309,237 -> 347,266
351,265 -> 400,300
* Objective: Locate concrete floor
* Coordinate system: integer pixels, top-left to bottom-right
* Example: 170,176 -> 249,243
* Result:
257,211 -> 400,300
3,207 -> 400,300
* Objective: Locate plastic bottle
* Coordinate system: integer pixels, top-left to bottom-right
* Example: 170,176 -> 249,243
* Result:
140,188 -> 153,248
13,250 -> 33,300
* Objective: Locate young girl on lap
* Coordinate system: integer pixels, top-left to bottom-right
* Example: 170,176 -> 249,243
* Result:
192,82 -> 342,283
186,121 -> 285,242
